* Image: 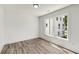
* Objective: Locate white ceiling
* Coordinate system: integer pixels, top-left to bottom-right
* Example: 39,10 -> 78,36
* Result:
32,4 -> 71,17
5,4 -> 71,17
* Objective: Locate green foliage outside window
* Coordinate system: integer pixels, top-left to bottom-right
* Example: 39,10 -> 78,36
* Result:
63,15 -> 67,38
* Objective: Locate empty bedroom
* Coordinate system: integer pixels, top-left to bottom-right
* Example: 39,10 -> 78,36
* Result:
0,4 -> 79,54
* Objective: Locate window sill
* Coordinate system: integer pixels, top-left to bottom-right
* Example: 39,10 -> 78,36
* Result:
45,34 -> 68,41
55,36 -> 68,41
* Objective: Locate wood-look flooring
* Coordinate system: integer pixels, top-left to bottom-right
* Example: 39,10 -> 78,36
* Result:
1,38 -> 75,54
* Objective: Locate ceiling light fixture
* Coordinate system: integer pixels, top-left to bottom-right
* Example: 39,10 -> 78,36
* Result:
33,4 -> 39,8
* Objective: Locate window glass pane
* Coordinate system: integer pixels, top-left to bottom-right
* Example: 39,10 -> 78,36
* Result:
56,17 -> 58,21
58,32 -> 60,36
58,24 -> 60,29
60,17 -> 62,21
62,24 -> 64,29
63,15 -> 68,38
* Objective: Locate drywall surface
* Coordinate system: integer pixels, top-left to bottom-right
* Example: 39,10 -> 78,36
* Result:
0,5 -> 5,52
39,5 -> 79,53
4,5 -> 39,44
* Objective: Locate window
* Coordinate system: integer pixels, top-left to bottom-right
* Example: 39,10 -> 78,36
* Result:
56,17 -> 58,21
62,31 -> 64,35
60,17 -> 62,21
62,24 -> 64,29
46,24 -> 48,27
58,32 -> 60,36
45,19 -> 50,35
58,24 -> 60,29
45,13 -> 68,40
63,15 -> 68,38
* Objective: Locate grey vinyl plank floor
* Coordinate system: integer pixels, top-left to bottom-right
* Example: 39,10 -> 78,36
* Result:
1,38 -> 75,54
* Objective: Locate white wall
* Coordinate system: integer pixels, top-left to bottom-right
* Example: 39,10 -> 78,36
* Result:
4,5 -> 39,44
39,5 -> 79,53
0,5 -> 39,52
0,5 -> 5,52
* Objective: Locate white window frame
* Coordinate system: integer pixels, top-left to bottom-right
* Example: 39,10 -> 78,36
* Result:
44,13 -> 69,40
